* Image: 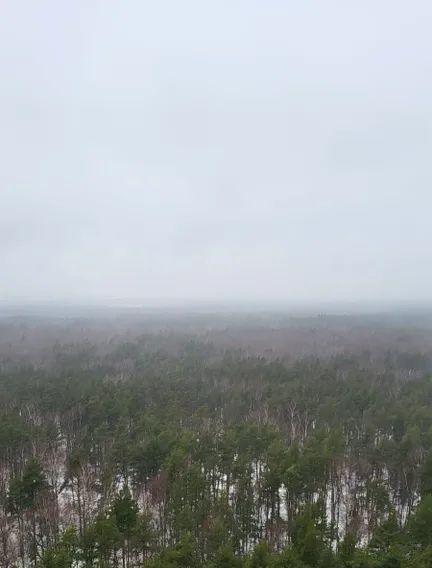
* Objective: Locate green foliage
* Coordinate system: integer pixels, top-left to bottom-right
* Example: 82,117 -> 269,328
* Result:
8,458 -> 47,513
369,511 -> 401,557
406,494 -> 432,548
420,451 -> 432,496
339,532 -> 357,565
209,544 -> 244,567
0,339 -> 432,566
291,505 -> 330,566
408,545 -> 432,567
39,528 -> 79,568
110,486 -> 139,536
147,534 -> 199,567
270,547 -> 307,567
247,541 -> 271,567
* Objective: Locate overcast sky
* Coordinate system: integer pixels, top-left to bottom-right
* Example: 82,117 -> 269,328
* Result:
1,1 -> 431,306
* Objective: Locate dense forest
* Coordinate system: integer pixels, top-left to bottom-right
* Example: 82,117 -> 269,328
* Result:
1,311 -> 432,567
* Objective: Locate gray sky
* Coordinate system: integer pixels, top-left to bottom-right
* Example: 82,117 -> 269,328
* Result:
1,1 -> 432,306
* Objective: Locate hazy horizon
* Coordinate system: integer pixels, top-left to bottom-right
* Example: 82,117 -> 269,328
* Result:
2,298 -> 432,320
2,1 -> 432,305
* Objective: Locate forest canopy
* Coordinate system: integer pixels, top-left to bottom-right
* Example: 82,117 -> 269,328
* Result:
0,312 -> 431,567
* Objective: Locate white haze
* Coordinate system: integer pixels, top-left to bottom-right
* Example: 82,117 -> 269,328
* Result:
1,1 -> 432,307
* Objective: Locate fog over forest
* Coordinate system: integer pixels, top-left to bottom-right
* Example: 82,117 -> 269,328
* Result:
2,1 -> 432,567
